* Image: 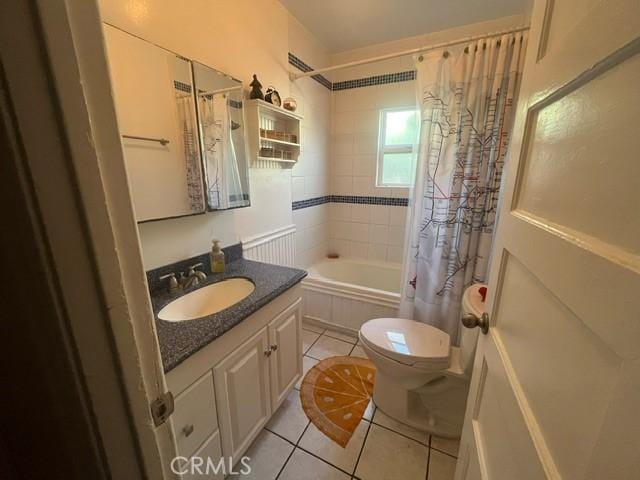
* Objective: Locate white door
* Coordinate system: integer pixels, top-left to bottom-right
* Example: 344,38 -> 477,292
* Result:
456,1 -> 640,479
213,327 -> 271,461
269,299 -> 303,410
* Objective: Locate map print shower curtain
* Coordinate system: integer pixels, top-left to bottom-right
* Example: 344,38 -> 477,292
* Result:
400,33 -> 527,342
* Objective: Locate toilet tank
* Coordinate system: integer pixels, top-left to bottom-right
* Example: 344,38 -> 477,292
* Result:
459,284 -> 487,372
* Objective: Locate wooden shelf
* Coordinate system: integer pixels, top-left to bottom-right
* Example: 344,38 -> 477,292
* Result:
246,98 -> 303,167
256,156 -> 297,164
246,99 -> 303,120
258,136 -> 300,148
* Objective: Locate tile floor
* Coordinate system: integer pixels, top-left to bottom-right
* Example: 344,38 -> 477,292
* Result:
236,323 -> 459,480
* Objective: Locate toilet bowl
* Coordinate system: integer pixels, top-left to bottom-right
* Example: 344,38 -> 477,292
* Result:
359,284 -> 486,438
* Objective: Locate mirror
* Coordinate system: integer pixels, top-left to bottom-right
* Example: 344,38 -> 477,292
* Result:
104,25 -> 206,222
103,26 -> 251,222
193,62 -> 251,210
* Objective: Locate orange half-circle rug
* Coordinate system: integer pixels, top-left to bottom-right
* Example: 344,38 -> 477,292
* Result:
300,356 -> 376,447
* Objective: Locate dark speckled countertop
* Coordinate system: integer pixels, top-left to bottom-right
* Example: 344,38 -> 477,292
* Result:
152,259 -> 306,372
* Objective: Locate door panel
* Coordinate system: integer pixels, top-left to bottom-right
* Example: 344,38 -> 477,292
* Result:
269,299 -> 302,410
494,253 -> 620,478
515,52 -> 640,253
456,1 -> 640,479
213,328 -> 270,460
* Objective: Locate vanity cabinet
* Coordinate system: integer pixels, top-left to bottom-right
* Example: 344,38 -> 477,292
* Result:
214,299 -> 302,459
171,371 -> 218,457
269,304 -> 303,409
166,288 -> 302,472
214,327 -> 271,461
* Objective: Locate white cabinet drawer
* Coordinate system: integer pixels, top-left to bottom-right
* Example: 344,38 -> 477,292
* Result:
180,430 -> 224,480
172,371 -> 217,457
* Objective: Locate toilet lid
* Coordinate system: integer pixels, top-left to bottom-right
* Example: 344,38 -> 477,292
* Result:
360,318 -> 450,368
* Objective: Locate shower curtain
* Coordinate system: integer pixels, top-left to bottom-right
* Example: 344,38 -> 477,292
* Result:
399,32 -> 527,342
200,93 -> 245,209
175,93 -> 205,212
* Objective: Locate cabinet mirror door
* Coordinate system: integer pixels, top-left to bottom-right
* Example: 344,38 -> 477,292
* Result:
192,62 -> 251,211
104,25 -> 206,222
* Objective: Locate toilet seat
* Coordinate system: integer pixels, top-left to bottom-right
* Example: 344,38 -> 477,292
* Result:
360,318 -> 450,369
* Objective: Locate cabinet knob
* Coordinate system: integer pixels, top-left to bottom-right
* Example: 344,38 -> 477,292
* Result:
270,344 -> 278,352
182,424 -> 194,437
264,350 -> 272,357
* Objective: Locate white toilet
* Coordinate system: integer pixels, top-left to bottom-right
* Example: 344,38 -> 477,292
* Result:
359,284 -> 487,438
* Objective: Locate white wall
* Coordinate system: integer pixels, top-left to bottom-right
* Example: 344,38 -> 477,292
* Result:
99,0 -> 331,269
288,16 -> 332,267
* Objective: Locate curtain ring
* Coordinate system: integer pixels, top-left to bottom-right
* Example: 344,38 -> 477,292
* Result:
442,50 -> 450,59
464,46 -> 469,54
417,54 -> 424,62
496,39 -> 501,47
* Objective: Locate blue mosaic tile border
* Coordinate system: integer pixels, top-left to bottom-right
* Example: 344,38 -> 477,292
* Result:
332,70 -> 416,91
288,53 -> 416,91
174,80 -> 192,93
292,196 -> 331,210
292,195 -> 408,210
331,195 -> 409,206
288,53 -> 333,90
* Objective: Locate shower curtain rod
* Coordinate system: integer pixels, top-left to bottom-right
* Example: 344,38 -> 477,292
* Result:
289,25 -> 529,80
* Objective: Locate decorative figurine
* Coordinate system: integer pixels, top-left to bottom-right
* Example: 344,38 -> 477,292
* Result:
249,74 -> 264,100
264,86 -> 281,107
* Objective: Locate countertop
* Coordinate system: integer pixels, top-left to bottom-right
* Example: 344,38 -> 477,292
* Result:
152,259 -> 307,372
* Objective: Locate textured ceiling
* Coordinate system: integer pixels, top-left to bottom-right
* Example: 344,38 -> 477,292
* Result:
280,0 -> 529,52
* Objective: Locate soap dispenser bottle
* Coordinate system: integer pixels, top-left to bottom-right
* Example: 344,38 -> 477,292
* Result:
210,239 -> 225,273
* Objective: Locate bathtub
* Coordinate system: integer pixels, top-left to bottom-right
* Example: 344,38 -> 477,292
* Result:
302,258 -> 402,334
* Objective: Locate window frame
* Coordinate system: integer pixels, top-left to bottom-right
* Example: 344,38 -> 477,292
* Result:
376,106 -> 419,187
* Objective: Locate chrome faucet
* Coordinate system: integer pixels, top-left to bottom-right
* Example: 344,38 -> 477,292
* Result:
180,263 -> 207,289
159,263 -> 207,294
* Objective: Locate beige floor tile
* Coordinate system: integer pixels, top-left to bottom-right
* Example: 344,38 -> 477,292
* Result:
372,409 -> 429,445
279,448 -> 350,480
302,329 -> 322,353
265,389 -> 309,443
349,345 -> 367,358
295,355 -> 319,389
428,449 -> 457,480
306,335 -> 353,360
355,424 -> 428,480
298,418 -> 369,474
431,435 -> 460,458
324,330 -> 358,344
227,429 -> 292,480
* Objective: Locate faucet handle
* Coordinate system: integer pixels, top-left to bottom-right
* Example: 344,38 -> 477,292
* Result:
159,272 -> 180,293
189,263 -> 207,280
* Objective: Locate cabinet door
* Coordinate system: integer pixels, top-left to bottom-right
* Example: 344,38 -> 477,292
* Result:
171,371 -> 217,457
268,299 -> 302,410
213,327 -> 270,460
180,430 -> 224,480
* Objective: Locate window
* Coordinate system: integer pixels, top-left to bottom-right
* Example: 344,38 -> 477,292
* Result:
376,107 -> 419,187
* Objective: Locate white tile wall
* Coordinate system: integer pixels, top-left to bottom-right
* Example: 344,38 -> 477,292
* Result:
289,36 -> 332,267
293,203 -> 330,268
328,80 -> 415,264
328,203 -> 408,262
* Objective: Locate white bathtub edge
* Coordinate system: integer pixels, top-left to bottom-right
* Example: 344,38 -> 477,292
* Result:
302,278 -> 400,309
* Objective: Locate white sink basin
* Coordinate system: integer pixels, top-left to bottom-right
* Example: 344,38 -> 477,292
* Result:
158,278 -> 255,322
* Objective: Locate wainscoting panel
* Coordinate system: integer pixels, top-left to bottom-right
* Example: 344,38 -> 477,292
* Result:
242,225 -> 296,267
